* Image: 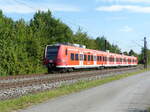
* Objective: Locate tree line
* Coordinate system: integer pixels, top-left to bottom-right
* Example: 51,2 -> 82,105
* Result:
0,10 -> 145,76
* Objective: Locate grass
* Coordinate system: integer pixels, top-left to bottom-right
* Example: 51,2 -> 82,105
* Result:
0,68 -> 149,112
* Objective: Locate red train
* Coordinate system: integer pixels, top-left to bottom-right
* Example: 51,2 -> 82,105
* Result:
44,43 -> 138,72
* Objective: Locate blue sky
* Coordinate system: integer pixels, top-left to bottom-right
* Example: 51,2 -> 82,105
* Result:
1,0 -> 150,53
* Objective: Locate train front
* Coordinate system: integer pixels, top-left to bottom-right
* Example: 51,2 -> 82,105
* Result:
43,45 -> 60,71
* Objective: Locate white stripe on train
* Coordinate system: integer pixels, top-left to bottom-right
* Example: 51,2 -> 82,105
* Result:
56,64 -> 137,68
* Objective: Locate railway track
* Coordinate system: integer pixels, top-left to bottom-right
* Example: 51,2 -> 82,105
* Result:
0,66 -> 142,89
0,66 -> 143,100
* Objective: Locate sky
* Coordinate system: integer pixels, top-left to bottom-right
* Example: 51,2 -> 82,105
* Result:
0,0 -> 150,53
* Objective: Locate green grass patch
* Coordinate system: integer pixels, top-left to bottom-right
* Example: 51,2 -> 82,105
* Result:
0,68 -> 149,112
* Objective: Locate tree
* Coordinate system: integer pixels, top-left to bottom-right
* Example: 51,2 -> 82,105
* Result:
123,51 -> 128,55
129,49 -> 137,56
73,28 -> 97,49
95,36 -> 121,53
95,36 -> 106,51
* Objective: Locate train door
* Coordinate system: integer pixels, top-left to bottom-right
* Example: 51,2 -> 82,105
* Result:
79,52 -> 84,67
114,55 -> 116,65
93,54 -> 97,66
106,54 -> 109,66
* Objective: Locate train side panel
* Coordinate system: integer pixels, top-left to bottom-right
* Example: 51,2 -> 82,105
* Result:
44,44 -> 138,70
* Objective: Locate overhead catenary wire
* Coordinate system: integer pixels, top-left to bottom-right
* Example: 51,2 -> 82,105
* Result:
12,0 -> 39,11
12,0 -> 146,54
131,40 -> 143,48
54,14 -> 90,35
13,0 -> 90,35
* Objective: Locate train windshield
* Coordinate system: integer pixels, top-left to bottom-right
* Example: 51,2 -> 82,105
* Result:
46,46 -> 59,60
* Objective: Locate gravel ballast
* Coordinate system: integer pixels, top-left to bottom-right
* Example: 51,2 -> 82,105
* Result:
0,68 -> 140,100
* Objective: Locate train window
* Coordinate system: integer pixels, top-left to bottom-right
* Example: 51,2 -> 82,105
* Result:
110,57 -> 113,62
128,59 -> 131,62
88,55 -> 91,61
65,49 -> 68,56
99,56 -> 100,61
109,57 -> 111,62
84,55 -> 87,61
103,57 -> 105,61
99,56 -> 101,61
91,55 -> 93,61
46,46 -> 59,60
104,57 -> 105,61
71,53 -> 74,60
120,58 -> 122,62
80,54 -> 83,61
75,54 -> 79,61
97,56 -> 99,61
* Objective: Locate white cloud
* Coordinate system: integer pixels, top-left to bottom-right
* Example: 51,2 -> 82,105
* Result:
97,0 -> 150,3
96,5 -> 150,13
120,26 -> 134,32
0,0 -> 80,13
0,4 -> 34,14
38,4 -> 80,12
